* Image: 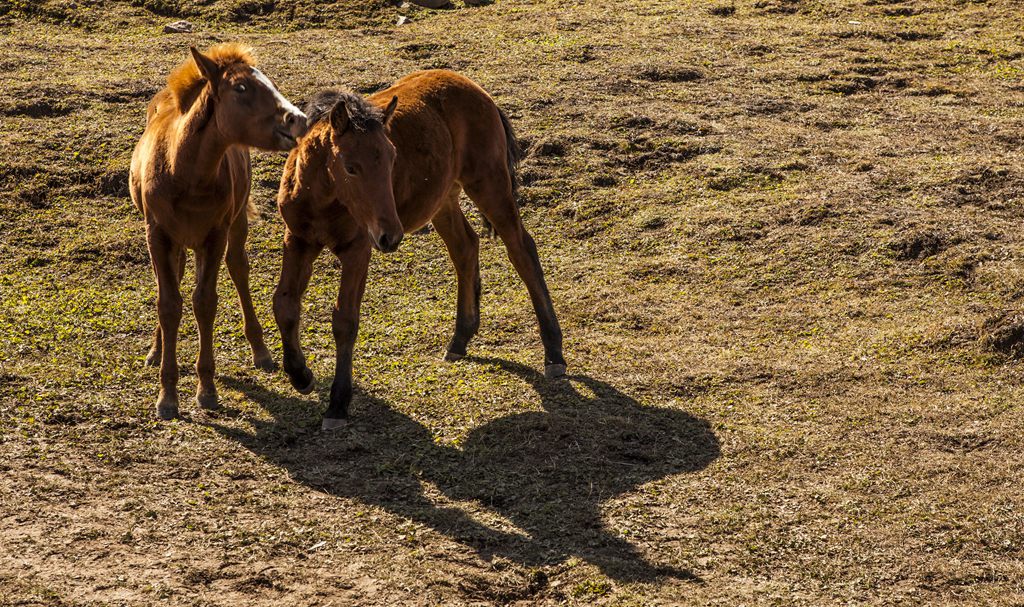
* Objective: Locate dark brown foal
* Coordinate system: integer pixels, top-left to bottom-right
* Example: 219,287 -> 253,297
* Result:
273,70 -> 565,430
130,44 -> 307,419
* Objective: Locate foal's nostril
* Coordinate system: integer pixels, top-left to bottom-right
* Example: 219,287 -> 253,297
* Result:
377,232 -> 403,253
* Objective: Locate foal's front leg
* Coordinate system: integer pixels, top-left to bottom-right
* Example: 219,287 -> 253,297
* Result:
324,242 -> 371,430
145,249 -> 186,367
193,231 -> 229,409
147,226 -> 184,419
273,231 -> 323,394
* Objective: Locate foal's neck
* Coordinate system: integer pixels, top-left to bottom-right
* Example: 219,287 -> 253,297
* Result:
170,88 -> 233,191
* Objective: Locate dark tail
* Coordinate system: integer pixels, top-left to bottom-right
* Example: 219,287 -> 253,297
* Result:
497,105 -> 522,201
478,105 -> 522,238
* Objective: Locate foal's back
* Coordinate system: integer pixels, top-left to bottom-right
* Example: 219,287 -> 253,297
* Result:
366,70 -> 515,230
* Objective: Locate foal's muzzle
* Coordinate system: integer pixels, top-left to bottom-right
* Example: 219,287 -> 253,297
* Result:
375,231 -> 403,254
275,110 -> 308,149
284,110 -> 308,139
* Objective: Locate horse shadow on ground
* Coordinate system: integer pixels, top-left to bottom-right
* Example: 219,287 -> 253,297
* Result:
210,357 -> 720,583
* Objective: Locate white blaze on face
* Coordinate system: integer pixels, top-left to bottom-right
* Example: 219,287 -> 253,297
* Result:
251,67 -> 306,121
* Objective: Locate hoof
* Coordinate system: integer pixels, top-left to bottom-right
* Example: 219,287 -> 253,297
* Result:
254,355 -> 278,372
291,368 -> 316,395
196,390 -> 219,410
156,397 -> 179,420
544,363 -> 567,379
288,366 -> 315,395
298,378 -> 315,395
443,350 -> 464,362
145,350 -> 160,367
321,417 -> 348,431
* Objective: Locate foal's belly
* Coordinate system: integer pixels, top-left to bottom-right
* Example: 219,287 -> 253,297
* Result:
397,196 -> 445,234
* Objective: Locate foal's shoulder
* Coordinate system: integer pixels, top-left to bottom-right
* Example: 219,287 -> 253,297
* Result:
144,88 -> 176,127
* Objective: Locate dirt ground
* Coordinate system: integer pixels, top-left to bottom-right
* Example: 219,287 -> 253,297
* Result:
2,0 -> 1024,604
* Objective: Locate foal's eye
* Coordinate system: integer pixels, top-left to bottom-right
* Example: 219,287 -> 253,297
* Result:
344,164 -> 358,176
234,83 -> 247,93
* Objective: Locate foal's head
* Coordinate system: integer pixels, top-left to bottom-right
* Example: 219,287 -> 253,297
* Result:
308,91 -> 403,253
172,44 -> 307,151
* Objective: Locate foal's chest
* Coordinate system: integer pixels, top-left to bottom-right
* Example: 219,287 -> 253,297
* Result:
145,188 -> 243,248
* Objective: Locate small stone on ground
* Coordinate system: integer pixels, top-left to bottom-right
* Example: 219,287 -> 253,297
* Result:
163,20 -> 193,34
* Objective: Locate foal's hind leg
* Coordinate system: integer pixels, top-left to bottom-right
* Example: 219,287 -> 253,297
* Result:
433,187 -> 481,362
225,213 -> 276,371
145,249 -> 186,367
463,179 -> 566,378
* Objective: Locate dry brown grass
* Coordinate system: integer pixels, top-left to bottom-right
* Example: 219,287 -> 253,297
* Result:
2,0 -> 1024,604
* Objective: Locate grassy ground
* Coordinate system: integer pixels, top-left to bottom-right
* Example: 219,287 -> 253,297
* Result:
2,0 -> 1024,604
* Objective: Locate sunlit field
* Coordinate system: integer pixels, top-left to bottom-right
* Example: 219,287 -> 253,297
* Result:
2,1 -> 1023,604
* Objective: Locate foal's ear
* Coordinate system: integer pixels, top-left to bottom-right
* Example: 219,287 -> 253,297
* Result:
330,100 -> 350,134
190,47 -> 223,93
382,95 -> 398,125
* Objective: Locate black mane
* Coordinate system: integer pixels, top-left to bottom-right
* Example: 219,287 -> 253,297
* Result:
305,89 -> 384,132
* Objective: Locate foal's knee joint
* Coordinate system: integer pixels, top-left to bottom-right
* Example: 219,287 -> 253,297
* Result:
157,297 -> 182,322
192,289 -> 217,313
273,293 -> 298,325
331,318 -> 358,342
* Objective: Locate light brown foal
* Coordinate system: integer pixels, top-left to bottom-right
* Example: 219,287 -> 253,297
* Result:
274,70 -> 565,430
130,44 -> 307,419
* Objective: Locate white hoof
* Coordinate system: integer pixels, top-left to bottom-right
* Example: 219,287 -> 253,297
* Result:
321,417 -> 349,431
